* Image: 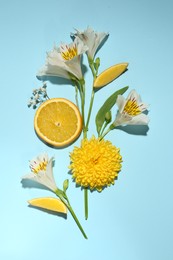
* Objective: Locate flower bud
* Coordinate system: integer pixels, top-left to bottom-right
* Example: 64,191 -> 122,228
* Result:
105,111 -> 112,123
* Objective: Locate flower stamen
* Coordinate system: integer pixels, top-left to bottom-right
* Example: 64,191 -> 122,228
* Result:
123,98 -> 141,116
30,159 -> 48,174
61,45 -> 78,61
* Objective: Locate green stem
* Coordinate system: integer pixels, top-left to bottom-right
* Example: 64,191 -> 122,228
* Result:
82,58 -> 98,220
66,200 -> 87,239
74,83 -> 79,108
85,89 -> 95,133
76,79 -> 88,219
55,189 -> 87,239
84,188 -> 88,220
78,79 -> 86,133
100,128 -> 111,140
84,58 -> 97,137
99,121 -> 109,137
100,124 -> 115,140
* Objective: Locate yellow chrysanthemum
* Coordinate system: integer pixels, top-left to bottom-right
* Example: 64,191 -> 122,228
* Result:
69,136 -> 122,192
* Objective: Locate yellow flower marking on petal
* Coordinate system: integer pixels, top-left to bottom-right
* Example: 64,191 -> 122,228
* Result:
61,45 -> 78,61
123,98 -> 141,116
30,159 -> 48,174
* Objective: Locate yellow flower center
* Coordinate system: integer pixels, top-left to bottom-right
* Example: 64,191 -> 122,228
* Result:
31,160 -> 48,174
123,98 -> 141,116
61,45 -> 78,61
69,137 -> 122,192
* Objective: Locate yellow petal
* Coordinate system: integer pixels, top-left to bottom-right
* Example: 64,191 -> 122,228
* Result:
94,62 -> 128,88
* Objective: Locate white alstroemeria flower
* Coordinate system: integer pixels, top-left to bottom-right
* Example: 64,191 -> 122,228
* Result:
37,37 -> 88,80
113,90 -> 149,127
22,153 -> 57,192
72,27 -> 109,60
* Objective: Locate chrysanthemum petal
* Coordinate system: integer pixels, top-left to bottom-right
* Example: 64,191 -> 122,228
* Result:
69,136 -> 122,191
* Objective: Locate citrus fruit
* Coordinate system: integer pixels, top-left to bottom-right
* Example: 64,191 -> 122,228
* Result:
28,197 -> 67,214
93,62 -> 128,88
34,98 -> 82,147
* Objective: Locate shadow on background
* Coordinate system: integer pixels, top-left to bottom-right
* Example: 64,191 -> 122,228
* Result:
28,205 -> 67,219
21,179 -> 51,191
116,125 -> 149,136
37,75 -> 73,86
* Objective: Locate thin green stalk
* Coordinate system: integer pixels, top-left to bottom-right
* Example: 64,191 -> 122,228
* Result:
100,127 -> 111,140
100,124 -> 115,140
76,79 -> 88,219
66,199 -> 87,239
85,89 -> 95,132
82,58 -> 98,220
99,121 -> 109,137
55,189 -> 87,239
78,79 -> 86,134
84,188 -> 88,220
85,57 -> 97,130
74,83 -> 79,108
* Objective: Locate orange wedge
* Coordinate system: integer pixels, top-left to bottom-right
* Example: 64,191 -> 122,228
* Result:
28,197 -> 67,214
34,98 -> 82,147
94,62 -> 128,88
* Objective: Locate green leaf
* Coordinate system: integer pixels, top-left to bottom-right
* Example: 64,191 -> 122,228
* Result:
95,86 -> 129,134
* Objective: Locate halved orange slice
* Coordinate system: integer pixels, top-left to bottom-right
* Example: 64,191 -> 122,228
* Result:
34,98 -> 82,147
94,62 -> 128,88
28,197 -> 67,214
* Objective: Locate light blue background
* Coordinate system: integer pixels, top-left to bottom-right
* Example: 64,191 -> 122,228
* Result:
0,0 -> 173,259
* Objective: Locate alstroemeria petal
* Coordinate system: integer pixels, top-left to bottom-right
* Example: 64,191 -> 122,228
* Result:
127,89 -> 140,101
127,90 -> 149,111
113,90 -> 149,127
37,38 -> 87,80
37,64 -> 70,79
22,154 -> 57,192
127,113 -> 149,125
45,158 -> 56,183
113,112 -> 132,126
116,95 -> 126,113
72,27 -> 108,59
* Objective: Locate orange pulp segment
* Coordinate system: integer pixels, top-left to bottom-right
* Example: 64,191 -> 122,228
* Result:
28,197 -> 67,214
94,62 -> 128,88
34,98 -> 82,147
